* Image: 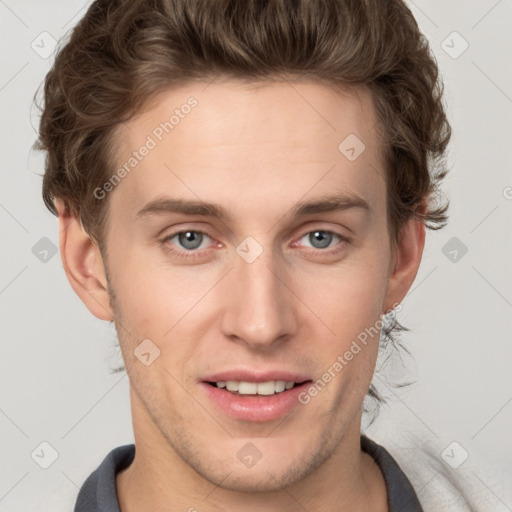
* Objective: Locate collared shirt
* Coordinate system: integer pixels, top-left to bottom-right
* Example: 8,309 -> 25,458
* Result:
74,435 -> 424,511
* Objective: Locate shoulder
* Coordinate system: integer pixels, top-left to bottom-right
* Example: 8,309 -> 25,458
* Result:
365,429 -> 511,512
74,444 -> 135,512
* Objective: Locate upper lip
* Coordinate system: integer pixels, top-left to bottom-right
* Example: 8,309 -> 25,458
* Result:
202,370 -> 311,383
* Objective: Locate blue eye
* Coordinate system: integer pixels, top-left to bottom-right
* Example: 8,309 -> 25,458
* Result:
161,228 -> 347,262
167,231 -> 211,250
300,230 -> 342,249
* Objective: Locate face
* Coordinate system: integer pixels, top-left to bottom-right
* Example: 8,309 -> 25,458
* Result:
61,78 -> 422,493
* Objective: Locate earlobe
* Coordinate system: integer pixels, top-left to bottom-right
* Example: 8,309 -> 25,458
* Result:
383,214 -> 426,314
55,199 -> 114,321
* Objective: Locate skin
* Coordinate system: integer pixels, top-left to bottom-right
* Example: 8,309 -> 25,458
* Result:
56,78 -> 425,511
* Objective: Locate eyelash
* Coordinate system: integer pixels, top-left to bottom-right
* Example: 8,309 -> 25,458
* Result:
161,230 -> 218,260
160,229 -> 349,260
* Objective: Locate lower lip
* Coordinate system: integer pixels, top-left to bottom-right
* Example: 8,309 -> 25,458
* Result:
200,382 -> 312,422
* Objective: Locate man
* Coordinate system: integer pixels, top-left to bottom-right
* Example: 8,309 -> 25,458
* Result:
34,0 -> 451,510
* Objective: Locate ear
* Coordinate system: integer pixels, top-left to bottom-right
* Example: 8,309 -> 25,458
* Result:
383,208 -> 426,313
55,198 -> 114,321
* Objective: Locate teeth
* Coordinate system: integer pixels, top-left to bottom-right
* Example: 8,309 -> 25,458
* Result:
256,381 -> 276,395
239,381 -> 258,394
225,381 -> 239,392
217,380 -> 298,395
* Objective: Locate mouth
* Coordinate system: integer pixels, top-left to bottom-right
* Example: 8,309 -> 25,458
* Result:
205,380 -> 307,395
200,379 -> 313,422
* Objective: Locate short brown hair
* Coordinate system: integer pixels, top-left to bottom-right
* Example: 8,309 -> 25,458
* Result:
33,0 -> 451,408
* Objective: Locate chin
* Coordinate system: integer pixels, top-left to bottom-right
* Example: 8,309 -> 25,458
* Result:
189,444 -> 327,494
206,464 -> 308,493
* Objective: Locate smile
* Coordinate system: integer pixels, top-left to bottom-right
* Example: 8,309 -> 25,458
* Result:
201,380 -> 312,422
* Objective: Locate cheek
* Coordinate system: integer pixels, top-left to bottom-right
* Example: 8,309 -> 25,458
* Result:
108,246 -> 220,340
311,261 -> 389,398
105,247 -> 168,336
300,254 -> 389,337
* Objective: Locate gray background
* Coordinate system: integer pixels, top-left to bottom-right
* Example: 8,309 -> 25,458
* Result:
1,1 -> 511,510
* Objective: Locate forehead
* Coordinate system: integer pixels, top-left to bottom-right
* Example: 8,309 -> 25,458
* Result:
109,79 -> 386,219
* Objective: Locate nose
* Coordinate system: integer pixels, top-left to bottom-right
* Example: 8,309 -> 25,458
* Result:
219,247 -> 298,350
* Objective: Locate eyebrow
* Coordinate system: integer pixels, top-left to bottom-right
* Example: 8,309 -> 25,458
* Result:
135,193 -> 371,220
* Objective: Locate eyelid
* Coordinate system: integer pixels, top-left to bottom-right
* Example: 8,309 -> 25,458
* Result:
160,229 -> 219,261
292,228 -> 348,249
161,229 -> 217,248
161,226 -> 350,257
